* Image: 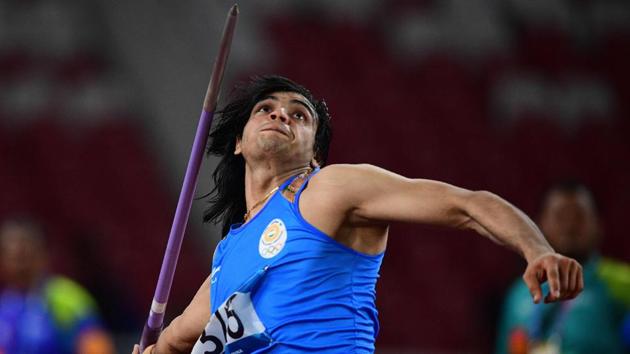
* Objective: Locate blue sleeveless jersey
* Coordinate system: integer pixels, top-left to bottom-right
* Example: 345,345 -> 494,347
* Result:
209,170 -> 384,353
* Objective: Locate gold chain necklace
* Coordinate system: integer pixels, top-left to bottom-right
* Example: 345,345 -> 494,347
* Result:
243,186 -> 279,222
243,168 -> 313,222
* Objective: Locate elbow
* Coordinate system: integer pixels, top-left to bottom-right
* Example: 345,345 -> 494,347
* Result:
462,190 -> 503,220
449,190 -> 494,228
471,190 -> 498,200
467,190 -> 500,208
461,190 -> 506,244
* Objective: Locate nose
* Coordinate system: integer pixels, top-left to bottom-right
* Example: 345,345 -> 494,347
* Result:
269,107 -> 290,123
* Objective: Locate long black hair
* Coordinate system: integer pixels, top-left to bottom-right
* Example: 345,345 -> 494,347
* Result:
203,75 -> 332,236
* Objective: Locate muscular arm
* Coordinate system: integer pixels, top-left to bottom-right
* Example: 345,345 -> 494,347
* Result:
324,164 -> 547,257
318,164 -> 583,302
150,276 -> 211,354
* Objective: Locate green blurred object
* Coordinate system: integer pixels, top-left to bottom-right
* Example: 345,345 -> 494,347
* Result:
45,276 -> 99,330
598,257 -> 630,310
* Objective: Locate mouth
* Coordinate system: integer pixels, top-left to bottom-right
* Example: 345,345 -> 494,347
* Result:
260,126 -> 290,137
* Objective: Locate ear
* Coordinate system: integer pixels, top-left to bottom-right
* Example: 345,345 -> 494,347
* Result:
234,137 -> 242,155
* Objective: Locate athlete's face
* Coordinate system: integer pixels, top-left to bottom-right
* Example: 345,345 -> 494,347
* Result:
235,91 -> 318,166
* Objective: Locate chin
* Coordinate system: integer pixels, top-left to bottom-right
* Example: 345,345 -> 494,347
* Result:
257,136 -> 290,154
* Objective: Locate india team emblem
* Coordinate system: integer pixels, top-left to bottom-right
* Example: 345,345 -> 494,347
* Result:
258,218 -> 287,259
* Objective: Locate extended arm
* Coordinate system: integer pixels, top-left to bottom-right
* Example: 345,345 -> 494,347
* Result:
324,164 -> 583,303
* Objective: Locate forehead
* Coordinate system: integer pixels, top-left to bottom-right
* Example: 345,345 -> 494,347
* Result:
256,91 -> 316,115
259,91 -> 309,102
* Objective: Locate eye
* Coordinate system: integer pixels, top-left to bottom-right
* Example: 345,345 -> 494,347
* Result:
257,105 -> 271,113
293,111 -> 306,120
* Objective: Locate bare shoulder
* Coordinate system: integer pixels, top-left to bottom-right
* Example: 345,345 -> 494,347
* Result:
300,164 -> 379,216
302,164 -> 391,252
304,163 -> 407,216
317,163 -> 383,175
310,163 -> 411,196
310,163 -> 392,188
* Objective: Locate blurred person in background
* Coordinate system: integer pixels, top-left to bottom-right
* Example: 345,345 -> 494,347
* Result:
496,181 -> 630,354
0,217 -> 115,354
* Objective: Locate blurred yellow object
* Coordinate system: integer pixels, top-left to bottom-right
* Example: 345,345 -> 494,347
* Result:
598,257 -> 630,309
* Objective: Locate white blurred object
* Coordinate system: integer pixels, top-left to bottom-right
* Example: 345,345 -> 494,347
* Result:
10,0 -> 100,58
493,72 -> 547,124
493,72 -> 614,128
442,0 -> 510,56
389,0 -> 509,61
554,77 -> 613,124
60,75 -> 134,124
389,10 -> 444,59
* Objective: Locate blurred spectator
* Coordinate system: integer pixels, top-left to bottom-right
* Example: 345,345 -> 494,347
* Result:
0,217 -> 115,354
495,181 -> 628,354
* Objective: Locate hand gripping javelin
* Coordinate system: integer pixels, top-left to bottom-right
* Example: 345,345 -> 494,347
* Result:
139,4 -> 239,351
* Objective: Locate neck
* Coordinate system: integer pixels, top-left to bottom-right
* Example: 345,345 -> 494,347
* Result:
244,160 -> 311,213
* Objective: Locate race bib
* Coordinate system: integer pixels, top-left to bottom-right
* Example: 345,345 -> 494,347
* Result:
191,268 -> 272,354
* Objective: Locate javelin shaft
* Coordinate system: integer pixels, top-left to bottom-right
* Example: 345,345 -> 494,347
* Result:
139,4 -> 238,351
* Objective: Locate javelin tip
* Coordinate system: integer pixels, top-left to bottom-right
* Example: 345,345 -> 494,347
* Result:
230,4 -> 239,16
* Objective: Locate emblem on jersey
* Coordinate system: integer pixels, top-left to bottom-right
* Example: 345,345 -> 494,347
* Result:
258,218 -> 287,259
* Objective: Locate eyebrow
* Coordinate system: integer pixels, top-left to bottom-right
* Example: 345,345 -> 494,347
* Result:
260,95 -> 317,119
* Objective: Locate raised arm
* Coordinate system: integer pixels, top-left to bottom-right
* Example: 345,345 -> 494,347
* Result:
324,164 -> 583,303
134,276 -> 211,354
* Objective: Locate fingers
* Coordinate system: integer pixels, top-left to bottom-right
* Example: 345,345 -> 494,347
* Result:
577,263 -> 584,293
143,344 -> 156,354
561,259 -> 570,294
132,345 -> 139,354
554,259 -> 583,300
544,262 -> 561,303
566,261 -> 577,299
567,261 -> 581,299
570,261 -> 584,299
524,254 -> 585,304
523,267 -> 543,304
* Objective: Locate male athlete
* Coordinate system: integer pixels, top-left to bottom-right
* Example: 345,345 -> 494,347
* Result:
134,76 -> 583,353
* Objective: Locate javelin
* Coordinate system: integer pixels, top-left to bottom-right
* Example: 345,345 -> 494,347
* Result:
139,4 -> 239,351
